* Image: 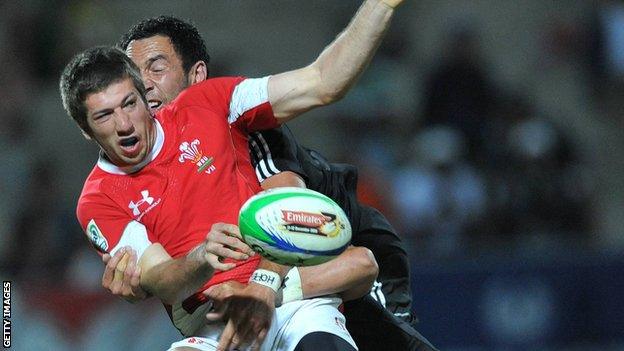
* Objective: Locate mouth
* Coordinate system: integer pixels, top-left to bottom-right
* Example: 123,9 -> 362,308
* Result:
119,136 -> 141,156
148,100 -> 162,112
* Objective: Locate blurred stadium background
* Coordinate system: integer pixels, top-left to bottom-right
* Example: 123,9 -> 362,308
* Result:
1,0 -> 624,350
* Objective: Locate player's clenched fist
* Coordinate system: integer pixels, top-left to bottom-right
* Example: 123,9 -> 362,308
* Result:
197,223 -> 256,271
101,247 -> 148,303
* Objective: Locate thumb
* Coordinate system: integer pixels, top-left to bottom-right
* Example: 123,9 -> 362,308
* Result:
206,310 -> 225,321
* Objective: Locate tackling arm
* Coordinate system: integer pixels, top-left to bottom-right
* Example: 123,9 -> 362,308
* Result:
268,0 -> 403,122
296,246 -> 378,302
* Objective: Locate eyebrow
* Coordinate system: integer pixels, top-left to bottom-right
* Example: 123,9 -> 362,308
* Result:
145,54 -> 167,67
91,91 -> 136,118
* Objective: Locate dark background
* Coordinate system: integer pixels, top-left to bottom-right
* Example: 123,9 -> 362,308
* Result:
2,1 -> 624,350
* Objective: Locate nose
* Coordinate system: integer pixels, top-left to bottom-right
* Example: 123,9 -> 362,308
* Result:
142,73 -> 155,93
114,109 -> 134,135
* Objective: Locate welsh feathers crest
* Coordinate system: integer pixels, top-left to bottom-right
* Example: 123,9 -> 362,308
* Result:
178,139 -> 216,174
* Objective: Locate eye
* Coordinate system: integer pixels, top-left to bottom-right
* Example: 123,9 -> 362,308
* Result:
150,60 -> 167,73
124,99 -> 137,108
93,111 -> 112,121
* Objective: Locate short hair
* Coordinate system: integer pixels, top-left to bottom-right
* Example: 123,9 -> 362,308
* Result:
118,16 -> 210,76
59,46 -> 147,136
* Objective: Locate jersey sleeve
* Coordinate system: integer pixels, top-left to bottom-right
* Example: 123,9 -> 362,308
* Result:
186,76 -> 279,133
248,125 -> 309,183
77,193 -> 153,258
221,76 -> 280,133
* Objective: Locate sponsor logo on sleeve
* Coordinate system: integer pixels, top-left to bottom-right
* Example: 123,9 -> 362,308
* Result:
87,219 -> 109,252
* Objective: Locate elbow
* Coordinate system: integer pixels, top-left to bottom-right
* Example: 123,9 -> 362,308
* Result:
159,293 -> 177,306
309,62 -> 349,106
351,246 -> 379,285
318,88 -> 346,106
159,291 -> 184,306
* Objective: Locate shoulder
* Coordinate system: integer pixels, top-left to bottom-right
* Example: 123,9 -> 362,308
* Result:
77,170 -> 117,214
175,77 -> 247,108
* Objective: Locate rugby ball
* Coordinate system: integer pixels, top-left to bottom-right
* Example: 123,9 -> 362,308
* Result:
238,187 -> 351,266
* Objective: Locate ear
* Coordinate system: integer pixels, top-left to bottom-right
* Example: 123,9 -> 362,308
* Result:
187,60 -> 208,85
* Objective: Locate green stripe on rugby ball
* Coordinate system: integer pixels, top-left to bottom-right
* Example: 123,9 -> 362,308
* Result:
239,187 -> 351,266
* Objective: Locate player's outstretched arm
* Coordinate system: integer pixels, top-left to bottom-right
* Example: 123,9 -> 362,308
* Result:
139,223 -> 254,305
268,0 -> 404,122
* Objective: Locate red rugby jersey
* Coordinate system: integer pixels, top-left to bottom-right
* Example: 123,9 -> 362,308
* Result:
77,76 -> 278,292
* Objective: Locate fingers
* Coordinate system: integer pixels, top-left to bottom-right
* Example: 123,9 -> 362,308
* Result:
120,249 -> 136,293
129,266 -> 146,299
101,247 -> 148,302
102,247 -> 126,289
114,250 -> 131,282
210,223 -> 255,256
212,223 -> 241,238
217,319 -> 236,351
206,240 -> 250,261
253,329 -> 268,351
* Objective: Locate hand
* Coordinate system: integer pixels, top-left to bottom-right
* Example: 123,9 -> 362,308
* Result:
195,223 -> 256,271
380,0 -> 404,8
101,246 -> 147,303
204,282 -> 276,351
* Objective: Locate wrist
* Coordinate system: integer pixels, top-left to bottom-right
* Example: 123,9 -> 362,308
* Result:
187,243 -> 205,262
186,244 -> 213,273
249,269 -> 282,293
280,267 -> 303,305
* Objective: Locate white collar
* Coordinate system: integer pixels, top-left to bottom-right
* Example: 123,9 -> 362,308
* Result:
96,119 -> 164,175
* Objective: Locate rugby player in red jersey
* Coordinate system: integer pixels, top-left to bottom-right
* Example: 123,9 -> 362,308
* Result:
61,1 -> 407,350
103,14 -> 436,351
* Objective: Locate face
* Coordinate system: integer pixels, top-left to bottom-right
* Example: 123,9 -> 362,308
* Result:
125,35 -> 189,113
84,78 -> 156,167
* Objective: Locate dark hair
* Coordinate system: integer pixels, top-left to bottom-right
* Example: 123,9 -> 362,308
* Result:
118,16 -> 210,76
59,46 -> 147,136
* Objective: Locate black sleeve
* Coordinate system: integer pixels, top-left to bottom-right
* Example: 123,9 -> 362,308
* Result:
248,125 -> 309,183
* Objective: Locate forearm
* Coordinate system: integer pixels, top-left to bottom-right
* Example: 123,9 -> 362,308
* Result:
312,0 -> 396,102
295,246 -> 379,302
269,0 -> 398,120
140,245 -> 214,305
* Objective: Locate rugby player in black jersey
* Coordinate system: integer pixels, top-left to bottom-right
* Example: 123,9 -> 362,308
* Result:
249,126 -> 437,350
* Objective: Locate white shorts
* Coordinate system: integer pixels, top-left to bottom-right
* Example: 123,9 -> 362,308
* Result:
167,297 -> 356,351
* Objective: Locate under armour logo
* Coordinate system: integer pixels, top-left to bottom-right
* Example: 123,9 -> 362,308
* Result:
128,190 -> 154,216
